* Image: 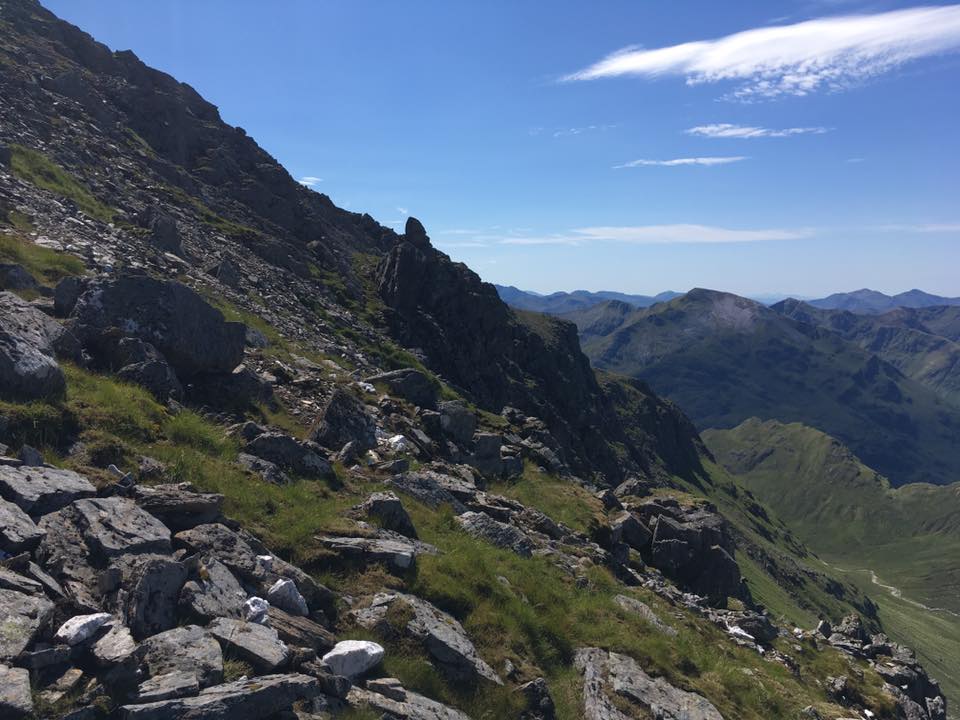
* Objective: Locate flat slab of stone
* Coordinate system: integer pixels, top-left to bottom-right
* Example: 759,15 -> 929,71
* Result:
614,595 -> 677,637
0,465 -> 95,515
0,567 -> 44,596
267,606 -> 336,654
71,497 -> 171,558
0,588 -> 55,660
348,686 -> 471,720
133,483 -> 223,531
120,672 -> 321,720
0,498 -> 45,552
208,617 -> 289,672
137,625 -> 223,688
135,670 -> 200,703
317,535 -> 429,570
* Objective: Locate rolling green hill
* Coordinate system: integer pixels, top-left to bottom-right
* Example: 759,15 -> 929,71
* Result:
703,418 -> 960,705
565,289 -> 960,486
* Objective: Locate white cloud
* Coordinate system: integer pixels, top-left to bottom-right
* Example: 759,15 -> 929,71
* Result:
497,224 -> 810,246
564,5 -> 960,98
298,176 -> 323,187
878,223 -> 960,233
552,123 -> 618,138
615,156 -> 746,168
687,123 -> 829,138
396,206 -> 410,216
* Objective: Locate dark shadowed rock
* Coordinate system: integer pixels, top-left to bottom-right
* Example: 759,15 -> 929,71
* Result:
69,276 -> 246,377
0,589 -> 55,660
609,511 -> 652,551
404,216 -> 431,249
120,672 -> 320,720
354,592 -> 501,684
53,277 -> 87,317
520,677 -> 557,720
244,433 -> 333,478
439,401 -> 476,445
0,465 -> 96,515
365,367 -> 438,409
122,555 -> 187,639
0,264 -> 39,291
132,483 -> 223,531
238,452 -> 290,484
309,388 -> 377,452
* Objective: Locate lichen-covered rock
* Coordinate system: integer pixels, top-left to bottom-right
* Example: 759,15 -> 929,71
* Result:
0,588 -> 54,660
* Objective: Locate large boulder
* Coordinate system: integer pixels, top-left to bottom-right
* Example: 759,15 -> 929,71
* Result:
136,625 -> 223,689
358,491 -> 418,538
439,401 -> 477,445
0,291 -> 74,399
121,555 -> 188,639
69,497 -> 172,558
244,433 -> 333,479
321,640 -> 384,678
179,557 -> 246,621
68,275 -> 246,377
365,368 -> 438,409
309,388 -> 377,452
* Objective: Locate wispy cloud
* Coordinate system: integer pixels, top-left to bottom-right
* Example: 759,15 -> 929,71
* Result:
877,222 -> 960,233
687,123 -> 829,138
552,123 -> 618,138
497,224 -> 810,246
615,156 -> 747,168
298,176 -> 323,187
396,206 -> 410,216
564,5 -> 960,99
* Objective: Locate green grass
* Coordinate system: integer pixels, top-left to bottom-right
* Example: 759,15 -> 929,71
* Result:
704,418 -> 960,708
491,461 -> 604,535
0,232 -> 85,285
9,144 -> 114,223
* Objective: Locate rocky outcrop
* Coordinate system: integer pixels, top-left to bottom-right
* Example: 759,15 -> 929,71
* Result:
366,368 -> 438,409
0,291 -> 76,399
0,465 -> 96,515
575,647 -> 723,720
353,592 -> 502,684
309,388 -> 377,452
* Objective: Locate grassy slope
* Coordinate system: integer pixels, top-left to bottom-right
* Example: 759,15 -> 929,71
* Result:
703,419 -> 960,705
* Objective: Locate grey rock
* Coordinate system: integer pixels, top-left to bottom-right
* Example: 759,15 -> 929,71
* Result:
122,555 -> 187,639
520,677 -> 556,720
69,275 -> 246,377
0,465 -> 95,515
0,567 -> 44,595
317,534 -> 430,570
609,511 -> 652,551
0,497 -> 45,552
354,592 -> 501,685
179,557 -> 246,621
469,433 -> 503,477
0,588 -> 54,660
575,648 -> 723,720
309,388 -> 377,452
387,470 -> 470,513
455,511 -> 533,557
439,401 -> 476,445
244,433 -> 333,479
367,676 -> 407,701
135,670 -> 199,703
174,523 -> 335,614
266,606 -> 336,654
208,617 -> 290,672
359,491 -> 418,538
365,368 -> 438,409
348,686 -> 471,720
321,640 -> 384,678
72,497 -> 172,558
53,277 -> 86,317
267,578 -> 308,617
54,612 -> 112,645
132,483 -> 223,531
120,672 -> 321,720
0,291 -> 71,399
238,452 -> 291,484
117,358 -> 183,402
0,665 -> 33,719
91,623 -> 137,667
17,444 -> 44,467
137,625 -> 223,688
613,595 -> 677,637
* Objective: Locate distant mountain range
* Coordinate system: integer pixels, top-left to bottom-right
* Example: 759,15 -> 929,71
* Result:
499,285 -> 960,317
806,288 -> 960,314
563,288 -> 960,486
494,285 -> 681,314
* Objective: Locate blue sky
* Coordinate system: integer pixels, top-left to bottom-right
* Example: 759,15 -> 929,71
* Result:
43,0 -> 960,297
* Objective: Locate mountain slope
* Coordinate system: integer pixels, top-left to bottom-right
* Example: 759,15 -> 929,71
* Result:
775,299 -> 960,407
704,419 -> 960,703
566,289 -> 960,486
495,285 -> 680,315
808,288 -> 960,314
